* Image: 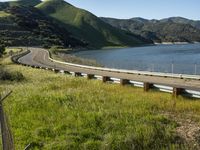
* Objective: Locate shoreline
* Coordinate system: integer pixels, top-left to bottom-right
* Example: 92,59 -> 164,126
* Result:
154,41 -> 200,45
59,43 -> 156,54
63,42 -> 200,54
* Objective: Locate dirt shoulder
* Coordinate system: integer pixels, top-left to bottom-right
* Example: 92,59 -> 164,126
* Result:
165,112 -> 200,149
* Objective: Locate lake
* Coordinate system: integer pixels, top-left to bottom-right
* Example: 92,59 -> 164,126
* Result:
74,44 -> 200,75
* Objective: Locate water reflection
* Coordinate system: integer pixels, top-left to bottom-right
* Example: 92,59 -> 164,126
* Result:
74,44 -> 200,75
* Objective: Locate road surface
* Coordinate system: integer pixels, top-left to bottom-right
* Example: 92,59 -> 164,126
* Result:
18,48 -> 200,91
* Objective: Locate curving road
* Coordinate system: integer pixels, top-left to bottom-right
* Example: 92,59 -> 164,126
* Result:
17,47 -> 200,91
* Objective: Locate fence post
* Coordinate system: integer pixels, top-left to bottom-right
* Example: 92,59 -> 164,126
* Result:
87,74 -> 94,80
0,91 -> 14,150
173,87 -> 184,97
144,82 -> 153,92
102,76 -> 110,83
120,79 -> 129,86
74,72 -> 82,77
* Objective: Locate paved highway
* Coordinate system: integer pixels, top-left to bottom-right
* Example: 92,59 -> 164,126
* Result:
18,48 -> 200,91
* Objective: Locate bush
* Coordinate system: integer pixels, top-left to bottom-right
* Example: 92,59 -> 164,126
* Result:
42,44 -> 50,49
49,46 -> 64,54
0,66 -> 24,81
0,43 -> 5,57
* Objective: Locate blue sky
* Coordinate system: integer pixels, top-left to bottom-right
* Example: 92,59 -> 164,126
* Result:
0,0 -> 199,20
66,0 -> 200,20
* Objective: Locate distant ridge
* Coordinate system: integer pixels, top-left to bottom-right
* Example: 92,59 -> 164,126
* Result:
101,17 -> 200,43
160,17 -> 200,29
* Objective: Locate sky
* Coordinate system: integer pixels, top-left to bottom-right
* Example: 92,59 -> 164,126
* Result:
0,0 -> 199,20
66,0 -> 200,20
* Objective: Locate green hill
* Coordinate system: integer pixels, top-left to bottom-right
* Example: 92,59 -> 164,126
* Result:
0,0 -> 41,8
101,17 -> 200,43
9,0 -> 41,7
0,6 -> 85,47
37,0 -> 152,48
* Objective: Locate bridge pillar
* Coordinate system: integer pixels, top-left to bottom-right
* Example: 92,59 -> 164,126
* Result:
173,87 -> 184,97
87,74 -> 94,80
120,79 -> 130,85
102,76 -> 110,83
144,82 -> 153,92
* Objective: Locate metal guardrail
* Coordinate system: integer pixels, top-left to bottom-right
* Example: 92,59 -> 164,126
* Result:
12,48 -> 200,99
11,50 -> 31,64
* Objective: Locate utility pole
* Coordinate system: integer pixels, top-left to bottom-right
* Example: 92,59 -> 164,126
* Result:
0,91 -> 14,150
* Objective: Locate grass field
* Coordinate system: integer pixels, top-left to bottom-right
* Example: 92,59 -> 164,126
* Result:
0,57 -> 200,149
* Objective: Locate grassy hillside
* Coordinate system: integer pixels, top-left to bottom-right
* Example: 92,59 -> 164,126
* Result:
0,0 -> 41,8
0,6 -> 85,47
37,0 -> 152,48
9,0 -> 41,7
0,56 -> 200,149
101,17 -> 200,43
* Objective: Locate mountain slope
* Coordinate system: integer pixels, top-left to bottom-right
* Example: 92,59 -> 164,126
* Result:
101,17 -> 200,43
160,17 -> 200,30
9,0 -> 41,7
0,0 -> 41,8
37,0 -> 152,48
0,6 -> 85,47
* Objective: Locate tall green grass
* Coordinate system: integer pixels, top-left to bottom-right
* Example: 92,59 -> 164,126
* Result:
0,59 -> 200,149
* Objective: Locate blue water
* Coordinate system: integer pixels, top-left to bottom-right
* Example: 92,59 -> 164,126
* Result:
74,44 -> 200,75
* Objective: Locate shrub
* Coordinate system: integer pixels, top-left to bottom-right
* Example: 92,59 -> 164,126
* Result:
0,43 -> 5,57
42,44 -> 50,49
49,46 -> 59,54
0,66 -> 24,81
